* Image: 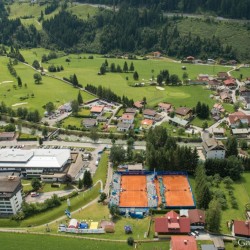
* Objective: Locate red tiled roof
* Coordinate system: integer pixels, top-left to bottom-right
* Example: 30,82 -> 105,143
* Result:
165,210 -> 179,219
90,105 -> 104,113
141,119 -> 154,126
224,78 -> 235,86
188,209 -> 205,224
155,210 -> 190,234
228,111 -> 250,125
234,220 -> 250,237
134,101 -> 143,109
171,236 -> 197,250
121,113 -> 134,120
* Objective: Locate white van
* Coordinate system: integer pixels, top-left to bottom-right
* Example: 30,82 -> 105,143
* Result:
95,160 -> 99,166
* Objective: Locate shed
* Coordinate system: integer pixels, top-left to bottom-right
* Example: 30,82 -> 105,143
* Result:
100,220 -> 115,233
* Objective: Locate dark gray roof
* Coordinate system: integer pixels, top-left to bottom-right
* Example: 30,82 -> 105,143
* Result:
0,176 -> 22,198
83,118 -> 97,126
201,245 -> 217,250
202,138 -> 225,152
117,122 -> 131,129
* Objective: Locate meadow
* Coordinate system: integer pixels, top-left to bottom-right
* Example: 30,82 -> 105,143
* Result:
0,56 -> 94,114
231,67 -> 250,79
45,53 -> 231,108
0,232 -> 169,250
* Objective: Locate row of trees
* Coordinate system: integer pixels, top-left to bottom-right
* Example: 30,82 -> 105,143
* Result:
100,60 -> 135,75
0,102 -> 40,123
48,64 -> 64,72
85,84 -> 134,108
146,126 -> 199,172
204,156 -> 243,181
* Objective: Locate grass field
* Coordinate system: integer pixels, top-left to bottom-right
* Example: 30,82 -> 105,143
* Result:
0,232 -> 169,250
231,67 -> 250,79
0,56 -> 94,113
45,53 -> 230,108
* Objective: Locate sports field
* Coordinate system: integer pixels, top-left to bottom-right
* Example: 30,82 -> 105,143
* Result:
162,175 -> 195,207
120,175 -> 148,207
116,173 -> 195,209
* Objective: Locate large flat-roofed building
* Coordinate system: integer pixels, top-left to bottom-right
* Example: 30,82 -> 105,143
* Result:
0,149 -> 71,178
0,176 -> 23,216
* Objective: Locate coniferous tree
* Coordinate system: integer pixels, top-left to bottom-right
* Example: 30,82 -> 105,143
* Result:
129,62 -> 134,71
83,170 -> 93,188
123,61 -> 128,72
77,91 -> 83,105
17,76 -> 22,87
206,199 -> 221,232
225,136 -> 238,157
133,71 -> 139,80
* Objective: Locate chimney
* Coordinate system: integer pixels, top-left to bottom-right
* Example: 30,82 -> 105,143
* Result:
177,216 -> 180,221
184,240 -> 188,245
168,216 -> 171,221
200,215 -> 202,220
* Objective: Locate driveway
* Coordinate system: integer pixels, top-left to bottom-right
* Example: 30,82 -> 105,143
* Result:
25,190 -> 74,203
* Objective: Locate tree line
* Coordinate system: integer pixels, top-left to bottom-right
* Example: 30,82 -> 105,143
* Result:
0,102 -> 40,123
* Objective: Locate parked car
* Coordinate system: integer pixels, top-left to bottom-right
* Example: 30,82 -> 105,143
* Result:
31,192 -> 39,197
190,232 -> 196,237
194,230 -> 200,236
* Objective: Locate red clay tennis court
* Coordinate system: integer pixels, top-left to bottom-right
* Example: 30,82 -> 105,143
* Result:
162,175 -> 194,207
119,175 -> 148,207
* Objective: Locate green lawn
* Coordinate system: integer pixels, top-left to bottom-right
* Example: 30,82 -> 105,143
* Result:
0,57 -> 94,114
78,108 -> 91,116
62,116 -> 83,129
231,67 -> 250,80
47,53 -> 230,107
41,183 -> 74,193
220,172 -> 250,233
191,117 -> 215,127
92,152 -> 109,184
47,202 -> 152,240
0,232 -> 169,250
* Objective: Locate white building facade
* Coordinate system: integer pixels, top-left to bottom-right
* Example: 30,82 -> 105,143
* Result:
0,176 -> 23,216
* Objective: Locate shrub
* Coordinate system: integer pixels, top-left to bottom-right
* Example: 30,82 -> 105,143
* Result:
127,237 -> 134,246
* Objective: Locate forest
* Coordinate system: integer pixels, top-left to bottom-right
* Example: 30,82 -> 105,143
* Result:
77,0 -> 250,20
0,1 -> 242,60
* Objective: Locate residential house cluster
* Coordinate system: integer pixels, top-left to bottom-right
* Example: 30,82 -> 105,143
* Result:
211,103 -> 225,121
